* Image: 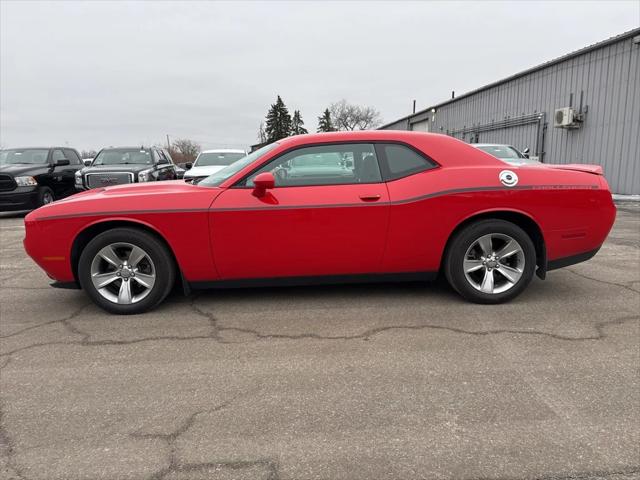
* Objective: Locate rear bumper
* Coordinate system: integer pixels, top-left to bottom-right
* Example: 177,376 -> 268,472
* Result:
0,187 -> 39,212
547,247 -> 601,271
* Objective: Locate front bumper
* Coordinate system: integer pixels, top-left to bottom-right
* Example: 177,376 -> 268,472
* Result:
0,186 -> 39,212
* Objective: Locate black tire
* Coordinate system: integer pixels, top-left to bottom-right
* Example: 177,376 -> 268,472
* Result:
78,228 -> 175,314
444,219 -> 536,304
37,187 -> 55,207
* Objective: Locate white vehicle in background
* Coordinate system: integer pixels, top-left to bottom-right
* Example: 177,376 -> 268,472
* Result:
471,144 -> 540,165
183,149 -> 246,181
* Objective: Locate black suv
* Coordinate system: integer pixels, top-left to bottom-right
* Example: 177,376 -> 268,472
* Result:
76,147 -> 178,190
0,147 -> 83,211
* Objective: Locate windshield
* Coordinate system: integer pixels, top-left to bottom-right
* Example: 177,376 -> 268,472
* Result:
195,151 -> 245,167
92,149 -> 153,166
198,143 -> 278,187
476,145 -> 540,165
476,145 -> 523,159
0,149 -> 49,165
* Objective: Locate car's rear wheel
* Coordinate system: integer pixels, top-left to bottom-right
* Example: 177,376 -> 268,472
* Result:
444,219 -> 536,304
38,187 -> 54,207
78,228 -> 175,314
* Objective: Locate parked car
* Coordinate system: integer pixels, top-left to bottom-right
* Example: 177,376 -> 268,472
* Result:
471,143 -> 539,165
24,131 -> 615,314
174,164 -> 187,179
183,149 -> 246,181
82,158 -> 94,167
0,147 -> 83,211
75,147 -> 177,190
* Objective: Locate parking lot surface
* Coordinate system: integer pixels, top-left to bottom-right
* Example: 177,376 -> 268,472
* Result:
1,205 -> 638,480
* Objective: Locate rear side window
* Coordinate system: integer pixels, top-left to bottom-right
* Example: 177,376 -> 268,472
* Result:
64,149 -> 81,164
378,143 -> 437,181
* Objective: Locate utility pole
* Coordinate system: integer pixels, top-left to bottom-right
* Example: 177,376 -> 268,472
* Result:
166,134 -> 170,151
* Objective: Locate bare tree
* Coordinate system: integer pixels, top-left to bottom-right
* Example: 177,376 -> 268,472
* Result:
80,150 -> 97,159
171,138 -> 200,164
257,122 -> 267,143
328,99 -> 382,131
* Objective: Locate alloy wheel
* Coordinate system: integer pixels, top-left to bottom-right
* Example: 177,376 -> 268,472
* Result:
463,233 -> 525,294
90,242 -> 156,304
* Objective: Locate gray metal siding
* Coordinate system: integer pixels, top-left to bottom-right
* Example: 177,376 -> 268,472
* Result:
382,33 -> 640,194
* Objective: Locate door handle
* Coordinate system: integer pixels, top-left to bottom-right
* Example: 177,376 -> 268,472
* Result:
359,194 -> 381,202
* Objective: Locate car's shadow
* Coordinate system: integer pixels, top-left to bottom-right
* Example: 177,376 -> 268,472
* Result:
167,276 -> 459,305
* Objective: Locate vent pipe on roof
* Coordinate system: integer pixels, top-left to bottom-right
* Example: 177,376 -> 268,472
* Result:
451,91 -> 455,99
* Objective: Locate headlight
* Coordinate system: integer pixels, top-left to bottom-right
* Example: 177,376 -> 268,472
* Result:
74,171 -> 83,185
15,176 -> 37,187
138,169 -> 153,182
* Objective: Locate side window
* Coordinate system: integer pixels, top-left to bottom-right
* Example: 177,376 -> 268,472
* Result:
156,150 -> 169,164
64,149 -> 81,164
243,143 -> 382,187
52,149 -> 66,162
378,144 -> 437,181
162,149 -> 174,164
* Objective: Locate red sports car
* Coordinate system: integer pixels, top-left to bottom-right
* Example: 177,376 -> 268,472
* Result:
24,131 -> 616,314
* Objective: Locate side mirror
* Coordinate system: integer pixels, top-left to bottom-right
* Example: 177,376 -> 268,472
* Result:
252,172 -> 275,197
185,163 -> 192,169
522,147 -> 530,159
55,159 -> 70,166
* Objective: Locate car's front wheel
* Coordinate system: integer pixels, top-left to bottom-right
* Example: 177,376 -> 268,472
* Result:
78,228 -> 175,314
38,187 -> 55,207
444,219 -> 536,304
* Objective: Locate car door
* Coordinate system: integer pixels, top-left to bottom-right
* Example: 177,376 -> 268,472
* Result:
210,143 -> 390,280
155,150 -> 175,180
63,149 -> 82,195
50,149 -> 76,197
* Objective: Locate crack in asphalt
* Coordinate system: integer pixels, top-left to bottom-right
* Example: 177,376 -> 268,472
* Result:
130,392 -> 280,480
463,466 -> 640,480
0,363 -> 28,480
1,306 -> 639,361
0,403 -> 29,480
1,260 -> 639,478
566,268 -> 640,295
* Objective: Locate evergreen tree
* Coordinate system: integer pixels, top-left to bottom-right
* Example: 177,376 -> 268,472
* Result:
317,108 -> 334,132
291,110 -> 308,135
264,95 -> 293,142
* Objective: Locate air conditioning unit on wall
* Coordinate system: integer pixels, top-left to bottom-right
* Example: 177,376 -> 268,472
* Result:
554,107 -> 581,128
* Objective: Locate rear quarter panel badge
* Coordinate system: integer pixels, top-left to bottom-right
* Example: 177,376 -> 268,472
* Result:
499,170 -> 518,187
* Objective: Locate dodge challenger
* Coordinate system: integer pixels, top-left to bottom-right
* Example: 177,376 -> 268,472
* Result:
23,131 -> 616,314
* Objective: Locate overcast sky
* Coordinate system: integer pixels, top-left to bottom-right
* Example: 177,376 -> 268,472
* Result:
1,1 -> 638,152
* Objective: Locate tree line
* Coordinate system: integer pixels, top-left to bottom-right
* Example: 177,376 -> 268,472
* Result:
258,96 -> 382,143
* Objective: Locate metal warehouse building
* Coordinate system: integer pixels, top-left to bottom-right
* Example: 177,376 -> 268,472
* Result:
381,28 -> 640,195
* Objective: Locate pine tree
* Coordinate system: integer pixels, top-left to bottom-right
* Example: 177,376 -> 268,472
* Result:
317,108 -> 334,132
291,110 -> 308,135
265,95 -> 293,142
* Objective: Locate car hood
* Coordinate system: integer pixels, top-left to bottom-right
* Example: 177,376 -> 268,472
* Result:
81,164 -> 153,174
0,163 -> 49,176
184,165 -> 226,178
27,180 -> 223,221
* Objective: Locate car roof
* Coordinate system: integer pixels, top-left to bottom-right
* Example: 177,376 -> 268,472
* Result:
200,149 -> 246,154
1,147 -> 68,150
99,146 -> 157,150
471,143 -> 515,148
276,130 -> 457,147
